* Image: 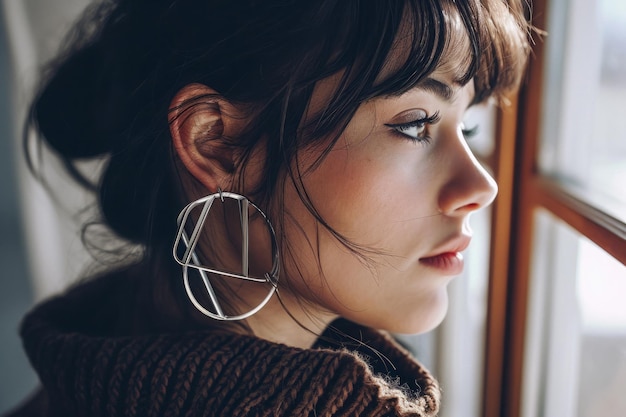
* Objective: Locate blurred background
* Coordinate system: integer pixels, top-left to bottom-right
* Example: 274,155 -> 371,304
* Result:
0,3 -> 36,409
1,0 -> 91,412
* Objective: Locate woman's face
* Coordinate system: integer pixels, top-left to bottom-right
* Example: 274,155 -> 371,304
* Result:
279,66 -> 497,334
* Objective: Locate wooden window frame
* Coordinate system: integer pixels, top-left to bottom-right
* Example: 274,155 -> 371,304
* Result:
481,0 -> 626,416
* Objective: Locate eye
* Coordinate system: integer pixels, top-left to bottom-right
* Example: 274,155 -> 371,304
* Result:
385,111 -> 441,143
461,122 -> 479,140
460,105 -> 482,140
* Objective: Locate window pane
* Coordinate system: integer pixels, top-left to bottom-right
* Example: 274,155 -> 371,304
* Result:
522,210 -> 626,417
538,0 -> 626,222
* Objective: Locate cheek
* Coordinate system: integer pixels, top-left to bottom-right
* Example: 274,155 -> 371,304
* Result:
302,143 -> 441,246
277,133 -> 447,316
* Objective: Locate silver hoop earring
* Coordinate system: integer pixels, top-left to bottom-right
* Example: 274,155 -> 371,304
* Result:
173,190 -> 280,321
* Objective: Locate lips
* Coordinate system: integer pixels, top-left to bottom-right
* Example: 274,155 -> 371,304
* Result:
419,235 -> 471,275
419,252 -> 464,275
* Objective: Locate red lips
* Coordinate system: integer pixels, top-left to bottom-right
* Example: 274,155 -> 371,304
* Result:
419,235 -> 471,275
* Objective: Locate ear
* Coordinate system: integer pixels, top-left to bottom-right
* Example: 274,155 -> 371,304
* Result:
169,83 -> 240,192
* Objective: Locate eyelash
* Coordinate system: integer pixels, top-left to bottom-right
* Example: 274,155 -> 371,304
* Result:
385,112 -> 480,143
461,124 -> 480,139
385,112 -> 441,144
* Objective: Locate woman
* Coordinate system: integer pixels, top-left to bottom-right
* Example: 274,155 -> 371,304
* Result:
11,0 -> 530,415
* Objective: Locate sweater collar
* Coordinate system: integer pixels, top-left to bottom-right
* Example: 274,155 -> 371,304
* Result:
21,274 -> 440,416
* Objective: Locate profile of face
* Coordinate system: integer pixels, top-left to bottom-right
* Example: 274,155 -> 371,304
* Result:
170,5 -> 509,343
278,71 -> 496,336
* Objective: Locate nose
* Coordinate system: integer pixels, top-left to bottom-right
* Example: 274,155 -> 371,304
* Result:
437,136 -> 498,216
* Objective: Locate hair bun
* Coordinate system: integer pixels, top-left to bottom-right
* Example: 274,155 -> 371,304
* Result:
35,40 -> 131,159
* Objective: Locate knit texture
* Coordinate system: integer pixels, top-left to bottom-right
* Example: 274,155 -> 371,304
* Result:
16,273 -> 440,417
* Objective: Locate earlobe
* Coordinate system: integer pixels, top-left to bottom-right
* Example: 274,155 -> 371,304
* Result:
169,83 -> 237,192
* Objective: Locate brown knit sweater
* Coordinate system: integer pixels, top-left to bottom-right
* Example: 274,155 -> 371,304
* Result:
12,272 -> 440,417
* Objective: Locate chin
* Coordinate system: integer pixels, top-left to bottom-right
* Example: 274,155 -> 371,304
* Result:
389,290 -> 450,335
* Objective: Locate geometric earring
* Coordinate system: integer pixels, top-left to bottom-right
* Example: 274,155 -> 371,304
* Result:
173,190 -> 280,321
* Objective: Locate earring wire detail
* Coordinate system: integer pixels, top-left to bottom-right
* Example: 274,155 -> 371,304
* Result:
173,191 -> 279,321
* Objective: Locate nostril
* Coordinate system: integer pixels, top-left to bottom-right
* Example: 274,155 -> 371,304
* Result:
463,202 -> 482,212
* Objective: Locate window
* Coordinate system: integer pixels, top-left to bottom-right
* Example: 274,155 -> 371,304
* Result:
521,211 -> 626,417
484,0 -> 626,416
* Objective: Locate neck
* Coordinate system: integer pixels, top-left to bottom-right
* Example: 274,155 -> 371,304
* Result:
244,291 -> 337,348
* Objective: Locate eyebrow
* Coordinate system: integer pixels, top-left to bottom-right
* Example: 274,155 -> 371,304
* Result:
384,77 -> 458,102
383,76 -> 477,105
417,77 -> 456,102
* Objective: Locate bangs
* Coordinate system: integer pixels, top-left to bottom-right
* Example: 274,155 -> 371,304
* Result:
402,0 -> 530,104
348,0 -> 530,103
303,0 -> 529,142
358,0 -> 531,104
